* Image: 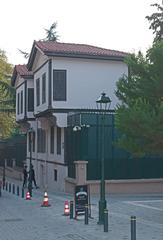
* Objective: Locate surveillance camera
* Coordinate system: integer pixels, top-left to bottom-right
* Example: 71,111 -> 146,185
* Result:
73,126 -> 81,131
73,126 -> 78,131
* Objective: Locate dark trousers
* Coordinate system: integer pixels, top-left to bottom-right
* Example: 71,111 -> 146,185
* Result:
23,178 -> 27,188
32,178 -> 37,187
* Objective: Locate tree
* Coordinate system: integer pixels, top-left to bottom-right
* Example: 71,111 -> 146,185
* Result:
43,22 -> 59,41
0,49 -> 16,138
115,39 -> 163,157
146,3 -> 163,42
18,22 -> 60,59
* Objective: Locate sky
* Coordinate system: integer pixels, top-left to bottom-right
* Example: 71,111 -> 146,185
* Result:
0,0 -> 161,65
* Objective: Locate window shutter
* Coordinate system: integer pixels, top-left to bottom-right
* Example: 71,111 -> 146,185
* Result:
53,70 -> 66,101
17,93 -> 20,115
21,91 -> 23,114
57,127 -> 61,155
36,78 -> 40,106
42,73 -> 46,104
50,126 -> 54,154
28,88 -> 34,112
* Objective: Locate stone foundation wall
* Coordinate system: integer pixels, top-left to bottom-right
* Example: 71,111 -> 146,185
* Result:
65,177 -> 163,194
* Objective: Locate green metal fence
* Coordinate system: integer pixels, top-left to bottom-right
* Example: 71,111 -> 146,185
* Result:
66,113 -> 163,180
0,134 -> 26,168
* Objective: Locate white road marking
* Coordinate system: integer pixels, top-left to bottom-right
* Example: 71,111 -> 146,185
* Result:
124,200 -> 163,211
127,200 -> 163,203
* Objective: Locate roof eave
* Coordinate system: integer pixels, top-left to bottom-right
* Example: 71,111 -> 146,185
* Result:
44,51 -> 127,61
27,41 -> 37,71
21,75 -> 34,79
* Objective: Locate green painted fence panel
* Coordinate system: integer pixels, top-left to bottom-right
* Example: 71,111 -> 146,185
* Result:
66,113 -> 163,180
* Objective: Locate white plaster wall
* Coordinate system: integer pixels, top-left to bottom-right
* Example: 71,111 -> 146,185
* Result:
32,50 -> 48,72
15,76 -> 25,88
52,57 -> 128,109
34,62 -> 49,114
54,113 -> 67,127
26,119 -> 67,192
46,163 -> 67,192
27,79 -> 34,88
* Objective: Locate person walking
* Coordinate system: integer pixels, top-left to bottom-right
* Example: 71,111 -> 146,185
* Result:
30,165 -> 38,189
23,165 -> 28,188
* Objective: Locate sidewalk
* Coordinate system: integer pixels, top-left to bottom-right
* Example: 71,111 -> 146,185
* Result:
0,177 -> 163,240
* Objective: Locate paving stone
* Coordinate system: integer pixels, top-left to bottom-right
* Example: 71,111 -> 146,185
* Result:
0,177 -> 163,240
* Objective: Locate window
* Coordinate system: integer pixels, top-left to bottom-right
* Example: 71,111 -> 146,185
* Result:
54,169 -> 57,181
36,78 -> 40,106
53,70 -> 66,101
20,90 -> 23,114
17,92 -> 20,115
50,126 -> 54,154
57,127 -> 61,155
42,73 -> 46,104
28,88 -> 34,112
37,128 -> 46,153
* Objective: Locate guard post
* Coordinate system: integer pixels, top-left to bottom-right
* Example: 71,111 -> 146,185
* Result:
22,188 -> 24,198
104,209 -> 108,232
131,216 -> 136,240
17,186 -> 19,196
70,200 -> 74,219
12,184 -> 15,194
9,183 -> 11,193
85,204 -> 89,225
5,182 -> 8,191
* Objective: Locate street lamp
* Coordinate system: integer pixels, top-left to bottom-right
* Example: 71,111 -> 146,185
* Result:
96,92 -> 111,224
28,127 -> 33,197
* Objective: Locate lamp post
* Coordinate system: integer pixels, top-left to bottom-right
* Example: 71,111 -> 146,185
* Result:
28,128 -> 33,197
2,159 -> 6,189
0,140 -> 6,189
96,92 -> 111,224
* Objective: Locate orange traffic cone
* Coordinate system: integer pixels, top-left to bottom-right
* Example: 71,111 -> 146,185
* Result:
26,191 -> 31,200
64,200 -> 70,216
41,191 -> 51,207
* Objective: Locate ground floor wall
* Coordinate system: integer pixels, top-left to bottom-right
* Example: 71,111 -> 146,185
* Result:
64,161 -> 163,194
26,157 -> 67,192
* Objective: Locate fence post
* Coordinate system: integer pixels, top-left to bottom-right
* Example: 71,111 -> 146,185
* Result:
70,200 -> 74,219
131,216 -> 136,240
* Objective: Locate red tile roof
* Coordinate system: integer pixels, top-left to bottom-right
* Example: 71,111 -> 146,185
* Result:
35,41 -> 128,58
11,65 -> 33,86
14,65 -> 33,76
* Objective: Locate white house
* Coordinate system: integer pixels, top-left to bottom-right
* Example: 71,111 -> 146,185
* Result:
11,41 -> 128,192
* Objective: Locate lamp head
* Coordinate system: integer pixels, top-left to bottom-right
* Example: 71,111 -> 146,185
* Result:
96,92 -> 111,110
